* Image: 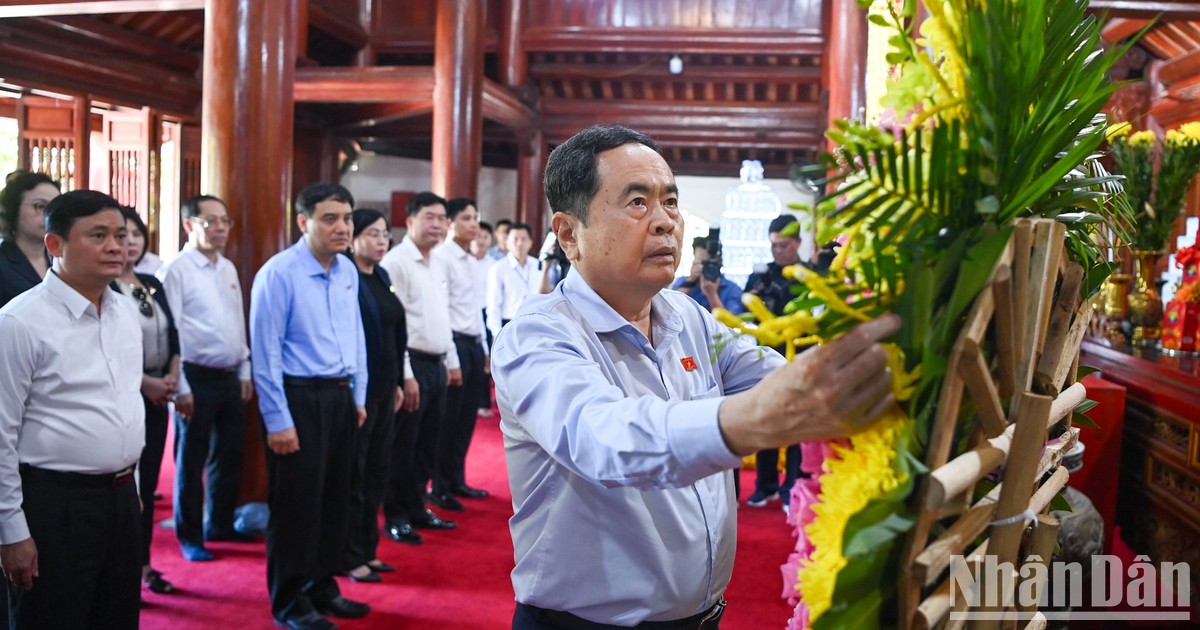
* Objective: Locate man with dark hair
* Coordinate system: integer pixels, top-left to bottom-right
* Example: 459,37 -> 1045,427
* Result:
379,192 -> 459,544
671,236 -> 745,315
159,194 -> 253,562
430,198 -> 490,510
486,222 -> 537,338
494,124 -> 898,627
487,218 -> 513,261
742,213 -> 810,509
250,182 -> 370,629
0,190 -> 145,629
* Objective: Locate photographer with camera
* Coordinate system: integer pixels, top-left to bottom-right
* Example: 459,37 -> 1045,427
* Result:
670,236 -> 745,315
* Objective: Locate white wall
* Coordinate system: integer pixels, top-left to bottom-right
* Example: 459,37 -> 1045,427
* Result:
342,154 -> 817,261
340,154 -> 520,227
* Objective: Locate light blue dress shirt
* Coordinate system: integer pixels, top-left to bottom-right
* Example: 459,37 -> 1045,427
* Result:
492,270 -> 785,625
250,238 -> 367,433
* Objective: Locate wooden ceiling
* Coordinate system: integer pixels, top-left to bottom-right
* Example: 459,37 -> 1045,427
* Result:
3,0 -> 1200,178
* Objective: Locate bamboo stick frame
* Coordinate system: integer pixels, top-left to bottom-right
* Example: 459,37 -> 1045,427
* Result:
899,225 -> 1093,629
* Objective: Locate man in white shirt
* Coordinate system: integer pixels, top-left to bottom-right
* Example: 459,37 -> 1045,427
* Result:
378,192 -> 460,544
486,222 -> 538,339
493,125 -> 898,628
486,218 -> 511,261
158,194 -> 253,562
0,190 -> 145,629
429,199 -> 491,512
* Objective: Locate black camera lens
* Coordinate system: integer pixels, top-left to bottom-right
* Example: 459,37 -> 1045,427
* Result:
701,260 -> 721,282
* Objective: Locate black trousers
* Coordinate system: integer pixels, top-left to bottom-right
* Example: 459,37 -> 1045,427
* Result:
8,467 -> 141,630
139,392 -> 170,565
174,364 -> 245,546
753,445 -> 801,497
265,381 -> 355,620
433,335 -> 487,494
512,602 -> 724,630
384,355 -> 446,525
344,390 -> 396,570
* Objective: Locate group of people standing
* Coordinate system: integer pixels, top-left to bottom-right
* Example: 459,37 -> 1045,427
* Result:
0,173 -> 509,630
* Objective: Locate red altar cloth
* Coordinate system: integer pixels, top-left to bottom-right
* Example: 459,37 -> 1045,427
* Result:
1069,373 -> 1127,554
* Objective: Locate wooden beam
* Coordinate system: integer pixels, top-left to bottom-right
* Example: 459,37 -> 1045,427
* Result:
331,101 -> 434,131
528,61 -> 823,84
18,16 -> 199,73
308,0 -> 368,49
482,79 -> 536,131
522,27 -> 825,56
1160,49 -> 1200,86
0,1 -> 203,18
294,67 -> 434,103
1088,1 -> 1200,20
0,42 -> 197,115
1101,17 -> 1151,43
540,99 -> 822,145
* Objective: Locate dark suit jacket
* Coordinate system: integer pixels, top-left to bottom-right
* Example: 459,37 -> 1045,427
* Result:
0,238 -> 47,308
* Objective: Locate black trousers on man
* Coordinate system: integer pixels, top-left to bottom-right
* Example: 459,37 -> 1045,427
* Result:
433,334 -> 487,495
140,392 -> 170,565
174,363 -> 245,546
344,390 -> 396,570
265,378 -> 355,621
384,352 -> 446,526
8,465 -> 141,630
753,445 -> 802,499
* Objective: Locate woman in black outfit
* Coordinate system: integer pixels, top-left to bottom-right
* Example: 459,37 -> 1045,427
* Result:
0,172 -> 60,307
344,208 -> 408,583
111,207 -> 180,595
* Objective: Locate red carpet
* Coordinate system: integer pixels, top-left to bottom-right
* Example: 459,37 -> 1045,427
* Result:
140,415 -> 796,629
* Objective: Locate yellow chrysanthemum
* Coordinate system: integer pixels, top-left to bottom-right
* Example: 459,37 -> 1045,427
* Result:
798,408 -> 913,622
1104,121 -> 1132,142
1128,130 -> 1157,147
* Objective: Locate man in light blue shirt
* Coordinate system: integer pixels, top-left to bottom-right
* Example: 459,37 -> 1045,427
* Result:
493,125 -> 900,629
250,183 -> 369,630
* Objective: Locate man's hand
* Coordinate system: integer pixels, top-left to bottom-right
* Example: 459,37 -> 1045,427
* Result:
448,368 -> 463,387
174,393 -> 195,418
267,427 -> 300,455
394,385 -> 405,412
240,379 -> 254,402
402,378 -> 420,412
1,538 -> 37,590
356,406 -> 367,428
699,275 -> 722,305
142,375 -> 173,406
718,314 -> 901,456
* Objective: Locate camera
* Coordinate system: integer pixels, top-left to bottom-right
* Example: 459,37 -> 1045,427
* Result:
701,236 -> 722,282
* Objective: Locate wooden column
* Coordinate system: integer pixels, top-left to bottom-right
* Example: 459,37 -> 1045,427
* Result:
516,129 -> 546,244
202,0 -> 298,503
823,0 -> 868,150
432,0 -> 485,199
355,0 -> 377,67
499,0 -> 527,87
72,95 -> 90,190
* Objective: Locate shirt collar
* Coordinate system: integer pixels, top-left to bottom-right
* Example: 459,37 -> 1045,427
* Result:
43,269 -> 107,320
399,236 -> 429,263
560,270 -> 683,341
293,237 -> 341,277
182,243 -> 223,269
506,253 -> 532,269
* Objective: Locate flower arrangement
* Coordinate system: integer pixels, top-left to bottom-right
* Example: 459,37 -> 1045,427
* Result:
717,0 -> 1138,627
1108,122 -> 1200,253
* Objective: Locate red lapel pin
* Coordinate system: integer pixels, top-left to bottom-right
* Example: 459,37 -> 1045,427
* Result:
680,356 -> 697,372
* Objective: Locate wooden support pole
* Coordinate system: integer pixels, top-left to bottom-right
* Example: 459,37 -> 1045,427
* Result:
432,0 -> 485,199
993,261 -> 1017,398
960,348 -> 1008,439
1033,262 -> 1084,395
985,392 -> 1054,621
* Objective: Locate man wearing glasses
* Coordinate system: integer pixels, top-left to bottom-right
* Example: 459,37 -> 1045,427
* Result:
158,194 -> 253,562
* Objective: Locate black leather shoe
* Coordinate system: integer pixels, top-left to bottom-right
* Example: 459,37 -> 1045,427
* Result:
413,508 -> 457,530
450,484 -> 489,499
347,568 -> 382,583
274,610 -> 335,630
385,522 -> 423,545
366,560 -> 395,573
314,595 -> 370,619
207,531 -> 258,543
427,492 -> 465,512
